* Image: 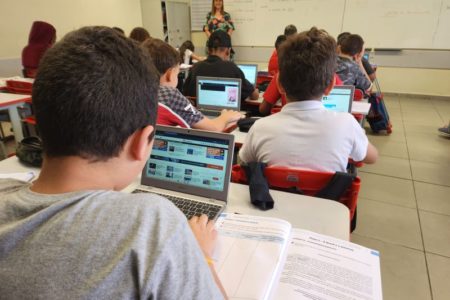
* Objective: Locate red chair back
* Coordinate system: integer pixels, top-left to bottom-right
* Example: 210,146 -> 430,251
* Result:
231,165 -> 360,221
6,80 -> 33,95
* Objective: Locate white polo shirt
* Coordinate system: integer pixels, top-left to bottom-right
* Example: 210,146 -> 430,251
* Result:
239,100 -> 368,172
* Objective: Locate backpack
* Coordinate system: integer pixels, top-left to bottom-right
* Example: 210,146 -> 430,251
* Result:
366,92 -> 392,134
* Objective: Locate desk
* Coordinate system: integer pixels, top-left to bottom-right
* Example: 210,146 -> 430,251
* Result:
0,93 -> 31,142
0,156 -> 350,240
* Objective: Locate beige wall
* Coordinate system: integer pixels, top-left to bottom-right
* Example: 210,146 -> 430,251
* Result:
140,0 -> 164,40
0,0 -> 143,59
376,67 -> 450,97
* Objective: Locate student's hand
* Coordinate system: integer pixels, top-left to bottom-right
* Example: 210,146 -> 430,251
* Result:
189,214 -> 218,258
220,110 -> 244,123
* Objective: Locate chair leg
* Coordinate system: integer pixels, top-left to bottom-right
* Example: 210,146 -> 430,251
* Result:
350,206 -> 357,232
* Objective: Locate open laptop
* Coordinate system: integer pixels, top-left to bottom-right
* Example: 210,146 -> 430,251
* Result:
237,63 -> 258,86
132,125 -> 235,220
196,76 -> 241,117
322,85 -> 355,113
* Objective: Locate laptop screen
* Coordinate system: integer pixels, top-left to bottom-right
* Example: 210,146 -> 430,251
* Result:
322,85 -> 354,113
237,64 -> 257,85
141,126 -> 234,200
197,77 -> 241,111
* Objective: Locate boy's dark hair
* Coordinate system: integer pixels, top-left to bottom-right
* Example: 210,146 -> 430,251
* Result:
129,27 -> 151,43
33,26 -> 159,161
179,40 -> 195,63
274,35 -> 287,50
142,38 -> 179,75
340,34 -> 364,56
207,30 -> 232,52
278,27 -> 336,101
284,24 -> 297,36
112,27 -> 125,35
337,32 -> 351,45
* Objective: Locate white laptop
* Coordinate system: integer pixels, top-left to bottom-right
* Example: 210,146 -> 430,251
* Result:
133,125 -> 235,220
322,85 -> 355,113
196,76 -> 242,116
237,63 -> 258,86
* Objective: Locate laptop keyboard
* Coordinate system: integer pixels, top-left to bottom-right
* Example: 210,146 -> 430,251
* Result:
199,109 -> 221,117
132,189 -> 223,220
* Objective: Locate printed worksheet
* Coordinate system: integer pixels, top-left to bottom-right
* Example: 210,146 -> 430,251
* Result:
272,229 -> 382,300
214,213 -> 292,300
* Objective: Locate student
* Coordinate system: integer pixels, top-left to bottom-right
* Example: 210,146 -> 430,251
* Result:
337,32 -> 376,81
129,26 -> 150,43
336,34 -> 372,92
239,27 -> 378,172
143,38 -> 242,131
284,24 -> 298,36
183,30 -> 259,102
22,21 -> 56,78
179,40 -> 204,65
268,34 -> 286,75
0,27 -> 225,299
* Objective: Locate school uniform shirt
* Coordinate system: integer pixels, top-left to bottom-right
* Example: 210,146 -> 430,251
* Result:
157,85 -> 204,128
183,48 -> 193,65
336,56 -> 372,91
239,100 -> 369,172
183,55 -> 255,101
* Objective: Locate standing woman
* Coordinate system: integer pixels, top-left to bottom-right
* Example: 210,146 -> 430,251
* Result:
204,0 -> 235,39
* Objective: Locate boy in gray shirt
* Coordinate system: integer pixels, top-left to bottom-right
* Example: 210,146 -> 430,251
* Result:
0,27 -> 225,299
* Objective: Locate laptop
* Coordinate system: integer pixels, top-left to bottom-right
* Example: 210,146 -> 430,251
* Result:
196,76 -> 242,117
321,85 -> 355,113
237,63 -> 258,86
132,125 -> 235,220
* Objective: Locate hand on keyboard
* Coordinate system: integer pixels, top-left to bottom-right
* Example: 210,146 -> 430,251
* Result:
189,214 -> 217,259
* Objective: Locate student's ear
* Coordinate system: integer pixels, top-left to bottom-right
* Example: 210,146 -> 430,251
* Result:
130,125 -> 155,161
163,69 -> 172,84
323,76 -> 336,96
276,74 -> 286,95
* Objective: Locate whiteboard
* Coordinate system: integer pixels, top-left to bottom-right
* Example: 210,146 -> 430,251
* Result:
191,0 -> 210,31
191,0 -> 450,49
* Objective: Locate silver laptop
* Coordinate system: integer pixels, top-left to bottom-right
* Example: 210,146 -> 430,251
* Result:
237,63 -> 258,86
196,76 -> 241,117
322,85 -> 355,113
133,125 -> 235,220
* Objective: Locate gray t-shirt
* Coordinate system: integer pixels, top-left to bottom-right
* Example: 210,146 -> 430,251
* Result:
0,179 -> 223,299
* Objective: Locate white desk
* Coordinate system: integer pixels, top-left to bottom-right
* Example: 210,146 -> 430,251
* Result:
0,156 -> 350,240
0,93 -> 31,142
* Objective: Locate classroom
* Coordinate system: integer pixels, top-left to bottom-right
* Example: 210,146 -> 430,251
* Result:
0,0 -> 449,299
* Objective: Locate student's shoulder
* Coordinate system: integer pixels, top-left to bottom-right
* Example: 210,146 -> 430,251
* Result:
89,190 -> 183,222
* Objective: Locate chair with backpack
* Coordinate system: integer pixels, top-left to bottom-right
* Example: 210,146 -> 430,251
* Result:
231,164 -> 361,232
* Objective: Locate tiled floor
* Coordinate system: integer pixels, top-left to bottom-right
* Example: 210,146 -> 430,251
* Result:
352,95 -> 450,300
1,95 -> 449,299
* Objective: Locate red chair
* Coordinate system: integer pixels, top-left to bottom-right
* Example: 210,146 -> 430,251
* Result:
6,79 -> 33,95
231,165 -> 361,231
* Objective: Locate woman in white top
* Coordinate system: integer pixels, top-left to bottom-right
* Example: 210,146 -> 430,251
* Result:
179,40 -> 204,65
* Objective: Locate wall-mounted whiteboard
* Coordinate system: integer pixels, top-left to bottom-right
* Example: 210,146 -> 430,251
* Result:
191,0 -> 450,49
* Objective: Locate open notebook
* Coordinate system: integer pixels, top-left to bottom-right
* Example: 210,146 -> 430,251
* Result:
214,213 -> 382,300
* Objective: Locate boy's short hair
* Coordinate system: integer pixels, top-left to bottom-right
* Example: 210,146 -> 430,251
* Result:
207,30 -> 232,51
284,24 -> 297,36
142,38 -> 179,75
129,27 -> 151,43
274,34 -> 287,50
278,27 -> 336,101
33,26 -> 159,161
340,34 -> 364,56
337,32 -> 351,45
